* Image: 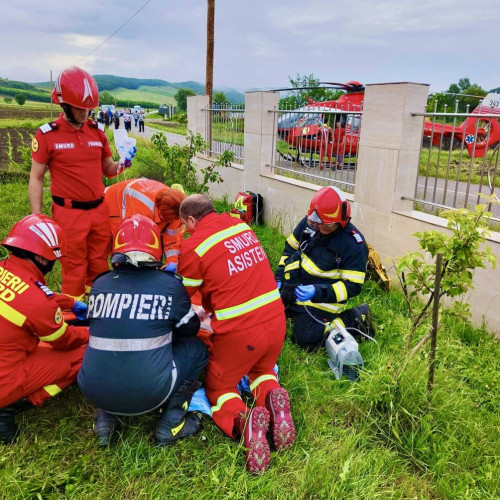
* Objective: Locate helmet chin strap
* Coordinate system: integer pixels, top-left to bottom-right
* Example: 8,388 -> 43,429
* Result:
61,104 -> 77,124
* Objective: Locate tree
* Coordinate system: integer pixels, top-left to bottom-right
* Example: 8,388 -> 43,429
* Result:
99,91 -> 114,105
279,73 -> 344,109
427,77 -> 487,113
174,88 -> 197,112
213,91 -> 227,106
14,93 -> 26,106
394,196 -> 498,384
3,97 -> 12,104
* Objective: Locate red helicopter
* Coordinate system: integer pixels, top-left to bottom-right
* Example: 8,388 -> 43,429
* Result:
283,83 -> 500,165
422,92 -> 500,158
282,81 -> 364,167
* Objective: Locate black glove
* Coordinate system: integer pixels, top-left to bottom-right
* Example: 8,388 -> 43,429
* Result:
280,284 -> 296,307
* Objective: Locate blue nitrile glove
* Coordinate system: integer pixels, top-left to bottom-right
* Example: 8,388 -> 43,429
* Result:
163,262 -> 178,273
295,284 -> 316,301
121,146 -> 137,168
72,300 -> 88,321
276,281 -> 282,291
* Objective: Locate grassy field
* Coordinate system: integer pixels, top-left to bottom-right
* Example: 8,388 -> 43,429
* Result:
0,105 -> 499,499
1,137 -> 499,498
112,86 -> 177,106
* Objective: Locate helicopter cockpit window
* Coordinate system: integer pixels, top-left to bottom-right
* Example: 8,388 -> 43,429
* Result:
346,115 -> 361,131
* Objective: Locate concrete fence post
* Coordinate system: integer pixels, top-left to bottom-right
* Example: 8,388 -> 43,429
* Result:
187,95 -> 209,140
243,91 -> 280,191
354,82 -> 429,213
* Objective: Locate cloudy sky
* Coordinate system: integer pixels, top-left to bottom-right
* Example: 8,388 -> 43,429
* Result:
2,0 -> 499,94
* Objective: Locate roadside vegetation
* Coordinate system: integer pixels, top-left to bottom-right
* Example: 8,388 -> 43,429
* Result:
0,102 -> 499,499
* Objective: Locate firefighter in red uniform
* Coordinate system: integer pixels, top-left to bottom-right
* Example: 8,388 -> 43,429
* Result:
178,194 -> 295,474
104,179 -> 186,271
29,66 -> 136,299
0,215 -> 89,444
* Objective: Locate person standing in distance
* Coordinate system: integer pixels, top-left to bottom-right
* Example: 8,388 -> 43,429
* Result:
178,194 -> 295,475
29,66 -> 136,299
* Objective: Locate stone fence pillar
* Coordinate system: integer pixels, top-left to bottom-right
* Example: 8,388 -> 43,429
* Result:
354,83 -> 429,213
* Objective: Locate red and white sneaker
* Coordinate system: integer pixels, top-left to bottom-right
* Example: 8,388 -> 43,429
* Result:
238,407 -> 271,474
266,388 -> 295,450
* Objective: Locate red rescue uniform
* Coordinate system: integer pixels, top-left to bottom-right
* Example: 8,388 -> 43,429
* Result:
0,256 -> 89,408
178,213 -> 285,436
104,179 -> 183,265
31,114 -> 113,298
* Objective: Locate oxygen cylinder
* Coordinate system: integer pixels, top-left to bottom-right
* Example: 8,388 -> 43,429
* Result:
324,323 -> 363,381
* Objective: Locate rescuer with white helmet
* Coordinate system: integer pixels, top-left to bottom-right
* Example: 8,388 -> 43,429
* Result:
275,186 -> 375,349
29,66 -> 136,300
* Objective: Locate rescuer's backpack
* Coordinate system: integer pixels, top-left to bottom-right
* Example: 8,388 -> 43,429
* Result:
229,191 -> 263,225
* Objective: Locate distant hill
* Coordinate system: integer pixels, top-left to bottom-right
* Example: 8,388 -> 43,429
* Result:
33,74 -> 245,104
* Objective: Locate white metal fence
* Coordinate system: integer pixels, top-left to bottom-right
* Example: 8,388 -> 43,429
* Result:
270,104 -> 363,194
407,95 -> 500,222
203,104 -> 244,163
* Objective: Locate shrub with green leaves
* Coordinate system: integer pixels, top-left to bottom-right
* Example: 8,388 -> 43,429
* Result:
395,195 -> 498,357
151,130 -> 232,193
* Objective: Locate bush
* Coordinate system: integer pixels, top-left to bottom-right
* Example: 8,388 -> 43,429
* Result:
15,93 -> 26,106
4,97 -> 13,104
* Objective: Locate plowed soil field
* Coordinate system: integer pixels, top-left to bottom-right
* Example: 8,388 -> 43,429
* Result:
0,128 -> 35,170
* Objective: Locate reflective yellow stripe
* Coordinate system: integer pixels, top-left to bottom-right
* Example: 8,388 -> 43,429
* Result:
44,384 -> 62,397
333,317 -> 345,329
215,289 -> 281,321
332,281 -> 348,302
297,300 -> 343,314
279,255 -> 288,266
38,323 -> 68,342
182,277 -> 203,288
301,254 -> 341,279
195,223 -> 250,257
324,317 -> 345,334
286,234 -> 299,250
67,293 -> 85,301
284,260 -> 300,273
211,392 -> 242,413
249,374 -> 278,392
0,300 -> 27,327
340,269 -> 366,284
301,255 -> 365,284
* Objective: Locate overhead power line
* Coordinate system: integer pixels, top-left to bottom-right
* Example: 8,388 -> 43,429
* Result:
76,0 -> 154,66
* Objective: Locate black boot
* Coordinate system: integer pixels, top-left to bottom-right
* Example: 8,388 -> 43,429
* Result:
351,303 -> 376,340
0,398 -> 33,445
93,409 -> 119,446
156,380 -> 202,446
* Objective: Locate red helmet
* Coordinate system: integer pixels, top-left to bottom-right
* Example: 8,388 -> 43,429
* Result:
307,186 -> 351,228
51,66 -> 99,109
2,214 -> 66,260
112,214 -> 162,266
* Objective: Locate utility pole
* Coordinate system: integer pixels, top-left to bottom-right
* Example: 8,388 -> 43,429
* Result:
50,70 -> 53,121
206,0 -> 214,106
205,0 -> 214,153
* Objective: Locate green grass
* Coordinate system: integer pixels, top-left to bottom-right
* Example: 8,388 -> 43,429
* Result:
419,147 -> 500,188
146,121 -> 188,137
1,129 -> 499,500
113,86 -> 177,106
